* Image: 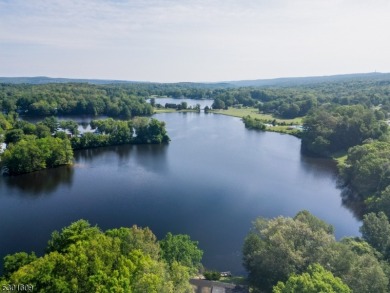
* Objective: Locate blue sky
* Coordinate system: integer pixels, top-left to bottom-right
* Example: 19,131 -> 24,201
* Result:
1,0 -> 389,82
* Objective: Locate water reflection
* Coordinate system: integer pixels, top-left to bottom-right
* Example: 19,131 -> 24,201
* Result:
2,165 -> 74,197
73,146 -> 131,162
300,153 -> 365,221
74,144 -> 169,173
133,144 -> 168,173
299,154 -> 338,179
340,188 -> 366,220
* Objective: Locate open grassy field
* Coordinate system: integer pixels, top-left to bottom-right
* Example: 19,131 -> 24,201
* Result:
210,107 -> 304,124
153,108 -> 176,113
219,276 -> 248,285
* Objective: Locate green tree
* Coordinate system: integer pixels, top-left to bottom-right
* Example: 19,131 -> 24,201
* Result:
242,115 -> 266,130
203,270 -> 221,281
302,105 -> 387,156
59,120 -> 79,136
106,226 -> 160,260
35,123 -> 52,138
3,220 -> 196,293
360,212 -> 390,259
3,252 -> 37,278
212,98 -> 225,109
242,212 -> 335,291
4,129 -> 24,144
324,240 -> 389,293
160,232 -> 203,273
1,138 -> 46,174
42,116 -> 59,133
243,212 -> 390,292
273,264 -> 351,293
46,220 -> 101,253
367,186 -> 390,219
340,141 -> 390,199
133,117 -> 169,144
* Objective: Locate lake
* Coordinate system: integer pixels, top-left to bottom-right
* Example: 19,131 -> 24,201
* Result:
0,111 -> 360,274
150,97 -> 213,109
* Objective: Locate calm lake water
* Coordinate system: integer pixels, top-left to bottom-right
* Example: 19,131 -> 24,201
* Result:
0,112 -> 360,274
151,97 -> 213,109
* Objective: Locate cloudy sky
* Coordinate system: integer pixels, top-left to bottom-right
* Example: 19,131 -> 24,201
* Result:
1,0 -> 389,82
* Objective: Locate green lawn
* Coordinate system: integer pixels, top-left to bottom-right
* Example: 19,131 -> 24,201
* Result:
153,108 -> 176,113
332,151 -> 348,167
219,276 -> 248,285
210,107 -> 304,124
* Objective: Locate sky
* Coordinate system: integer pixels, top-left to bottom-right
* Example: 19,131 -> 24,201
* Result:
1,0 -> 390,82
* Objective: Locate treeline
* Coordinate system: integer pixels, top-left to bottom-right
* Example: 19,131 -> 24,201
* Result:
301,104 -> 388,156
211,79 -> 390,119
2,77 -> 390,120
0,83 -> 220,117
0,220 -> 203,293
0,115 -> 169,175
341,141 -> 390,218
243,210 -> 390,292
0,83 -> 153,117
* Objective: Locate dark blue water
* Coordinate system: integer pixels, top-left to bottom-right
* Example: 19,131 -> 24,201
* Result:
0,112 -> 360,274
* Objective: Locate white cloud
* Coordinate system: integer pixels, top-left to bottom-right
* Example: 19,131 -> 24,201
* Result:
0,0 -> 389,81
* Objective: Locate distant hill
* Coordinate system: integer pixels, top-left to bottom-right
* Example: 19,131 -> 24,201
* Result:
0,76 -> 137,85
0,76 -> 231,88
226,72 -> 390,87
1,72 -> 390,87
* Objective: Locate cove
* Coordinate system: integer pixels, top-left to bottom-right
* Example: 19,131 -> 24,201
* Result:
0,112 -> 360,274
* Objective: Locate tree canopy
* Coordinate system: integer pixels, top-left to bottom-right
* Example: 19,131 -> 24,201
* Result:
360,212 -> 390,260
1,136 -> 73,175
1,220 -> 201,293
160,233 -> 203,274
301,105 -> 387,156
243,211 -> 389,293
273,264 -> 351,293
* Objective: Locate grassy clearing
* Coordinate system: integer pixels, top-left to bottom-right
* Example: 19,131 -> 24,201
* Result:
211,107 -> 304,136
332,151 -> 348,167
266,125 -> 302,137
153,108 -> 176,113
219,276 -> 248,285
210,107 -> 304,124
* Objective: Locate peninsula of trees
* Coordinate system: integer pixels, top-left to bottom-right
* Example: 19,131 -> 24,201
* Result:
0,114 -> 169,175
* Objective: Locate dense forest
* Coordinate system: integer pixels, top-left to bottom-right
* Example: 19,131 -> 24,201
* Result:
0,220 -> 202,293
243,210 -> 390,292
1,74 -> 390,119
2,74 -> 390,291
